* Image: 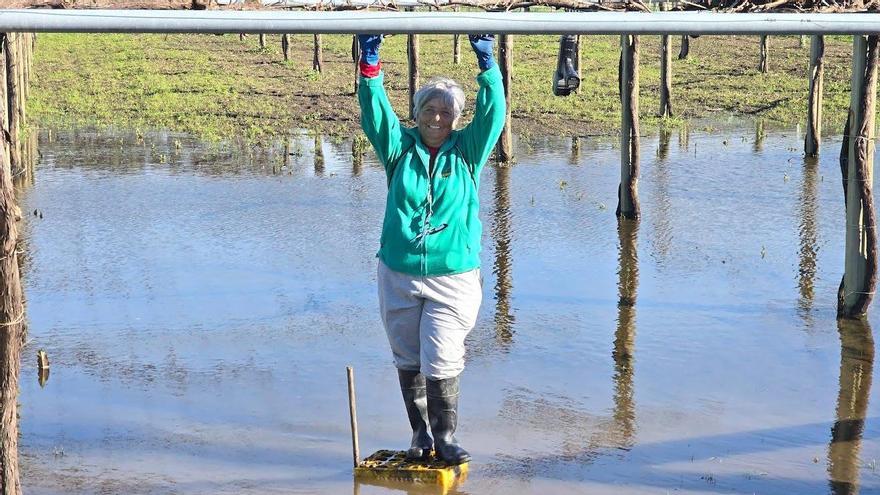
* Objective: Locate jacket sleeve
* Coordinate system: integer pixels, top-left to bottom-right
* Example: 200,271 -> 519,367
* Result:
358,72 -> 407,175
457,65 -> 507,175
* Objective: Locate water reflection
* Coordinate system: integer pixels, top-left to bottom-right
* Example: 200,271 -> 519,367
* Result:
657,128 -> 671,161
649,130 -> 673,266
492,163 -> 515,348
569,137 -> 580,166
354,477 -> 469,495
828,319 -> 874,494
798,156 -> 820,327
613,218 -> 638,447
352,139 -> 364,176
678,122 -> 689,151
754,120 -> 765,153
314,134 -> 325,176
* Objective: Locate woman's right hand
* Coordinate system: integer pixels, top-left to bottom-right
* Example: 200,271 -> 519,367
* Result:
357,34 -> 384,65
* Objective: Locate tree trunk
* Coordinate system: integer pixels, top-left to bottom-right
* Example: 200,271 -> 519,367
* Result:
4,35 -> 19,178
312,34 -> 323,72
0,32 -> 23,495
452,6 -> 461,65
759,35 -> 769,73
617,34 -> 640,220
805,35 -> 825,156
838,35 -> 879,319
660,33 -> 672,117
407,31 -> 419,120
351,35 -> 360,95
496,34 -> 513,163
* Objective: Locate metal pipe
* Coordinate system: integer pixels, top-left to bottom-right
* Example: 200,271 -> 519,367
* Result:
0,11 -> 879,35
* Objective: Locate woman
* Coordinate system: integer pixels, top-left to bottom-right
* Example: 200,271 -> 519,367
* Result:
357,33 -> 506,465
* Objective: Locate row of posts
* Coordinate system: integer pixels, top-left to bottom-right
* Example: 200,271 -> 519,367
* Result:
256,27 -> 874,319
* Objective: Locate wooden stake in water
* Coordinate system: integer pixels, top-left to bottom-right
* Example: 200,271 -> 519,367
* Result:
347,366 -> 360,468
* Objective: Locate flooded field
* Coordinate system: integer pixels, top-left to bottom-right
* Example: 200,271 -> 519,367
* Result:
13,123 -> 880,494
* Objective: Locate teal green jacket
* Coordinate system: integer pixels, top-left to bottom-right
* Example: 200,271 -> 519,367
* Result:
359,66 -> 506,276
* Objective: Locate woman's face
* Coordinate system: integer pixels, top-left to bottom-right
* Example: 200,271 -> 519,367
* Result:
417,97 -> 455,148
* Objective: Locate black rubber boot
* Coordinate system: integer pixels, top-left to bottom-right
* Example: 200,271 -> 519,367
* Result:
553,35 -> 581,97
426,376 -> 471,465
398,369 -> 433,460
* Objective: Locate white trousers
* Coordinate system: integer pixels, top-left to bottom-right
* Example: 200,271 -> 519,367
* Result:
377,260 -> 482,380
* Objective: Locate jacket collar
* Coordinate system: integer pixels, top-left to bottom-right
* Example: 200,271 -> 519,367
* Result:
404,127 -> 460,174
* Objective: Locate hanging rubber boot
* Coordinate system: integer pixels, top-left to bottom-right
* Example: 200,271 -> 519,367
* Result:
398,369 -> 434,460
426,376 -> 471,465
553,35 -> 581,97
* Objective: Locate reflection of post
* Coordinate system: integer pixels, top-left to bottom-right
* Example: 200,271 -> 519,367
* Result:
313,134 -> 324,176
828,319 -> 874,494
569,136 -> 580,165
657,127 -> 671,161
613,218 -> 638,446
797,156 -> 819,321
492,164 -> 514,347
753,119 -> 765,153
650,129 -> 673,264
678,122 -> 689,151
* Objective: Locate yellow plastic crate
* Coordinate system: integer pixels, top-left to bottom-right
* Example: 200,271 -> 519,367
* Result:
354,449 -> 469,488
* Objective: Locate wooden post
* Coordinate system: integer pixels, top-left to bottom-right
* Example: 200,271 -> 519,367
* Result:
281,34 -> 290,62
805,35 -> 825,157
617,34 -> 640,220
496,34 -> 514,163
759,35 -> 769,73
4,34 -> 19,177
660,34 -> 672,117
352,35 -> 360,95
829,319 -> 874,491
313,34 -> 323,72
575,35 -> 582,95
258,33 -> 265,49
453,7 -> 461,65
678,35 -> 689,60
838,35 -> 878,319
407,18 -> 419,120
346,366 -> 360,468
0,31 -> 23,495
16,35 -> 25,131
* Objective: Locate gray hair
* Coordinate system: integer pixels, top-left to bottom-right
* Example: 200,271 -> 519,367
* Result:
412,77 -> 466,126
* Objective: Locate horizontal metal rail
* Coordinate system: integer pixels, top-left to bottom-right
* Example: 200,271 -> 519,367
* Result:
251,0 -> 654,6
0,10 -> 878,35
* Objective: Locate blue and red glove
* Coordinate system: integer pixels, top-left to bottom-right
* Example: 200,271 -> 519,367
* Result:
357,34 -> 383,78
469,34 -> 496,71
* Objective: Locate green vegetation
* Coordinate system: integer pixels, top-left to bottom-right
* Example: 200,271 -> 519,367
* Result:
30,32 -> 861,142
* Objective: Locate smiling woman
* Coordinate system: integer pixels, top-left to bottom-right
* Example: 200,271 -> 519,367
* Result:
413,78 -> 464,148
356,33 -> 505,466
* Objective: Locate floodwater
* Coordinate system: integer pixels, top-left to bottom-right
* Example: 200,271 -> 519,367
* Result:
13,122 -> 880,494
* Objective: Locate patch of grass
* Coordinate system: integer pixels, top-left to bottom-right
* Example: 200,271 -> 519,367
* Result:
29,32 -> 864,142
